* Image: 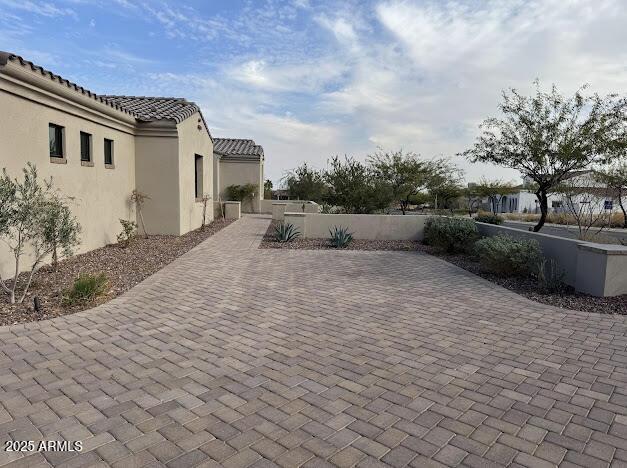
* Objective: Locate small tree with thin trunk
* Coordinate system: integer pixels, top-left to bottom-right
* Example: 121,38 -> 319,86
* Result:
596,163 -> 627,227
42,194 -> 81,270
0,164 -> 81,304
130,190 -> 150,238
474,178 -> 518,213
200,193 -> 211,229
462,81 -> 626,232
556,173 -> 610,240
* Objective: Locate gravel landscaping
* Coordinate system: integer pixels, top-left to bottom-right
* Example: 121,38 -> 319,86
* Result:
259,221 -> 421,251
417,244 -> 627,315
0,219 -> 233,326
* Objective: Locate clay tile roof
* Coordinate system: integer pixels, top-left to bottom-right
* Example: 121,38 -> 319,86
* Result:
213,138 -> 264,160
0,51 -> 212,138
100,95 -> 200,124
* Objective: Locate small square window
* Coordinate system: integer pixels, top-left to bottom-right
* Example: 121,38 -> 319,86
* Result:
104,139 -> 114,166
80,132 -> 92,162
49,123 -> 64,158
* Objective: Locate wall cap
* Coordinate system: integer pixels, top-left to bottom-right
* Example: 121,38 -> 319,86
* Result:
577,243 -> 627,255
223,201 -> 241,205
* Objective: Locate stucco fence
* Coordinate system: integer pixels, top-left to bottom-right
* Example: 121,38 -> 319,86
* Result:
475,223 -> 627,297
284,212 -> 427,241
261,200 -> 320,218
281,212 -> 627,297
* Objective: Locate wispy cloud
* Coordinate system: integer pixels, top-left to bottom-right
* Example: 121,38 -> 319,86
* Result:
0,0 -> 77,18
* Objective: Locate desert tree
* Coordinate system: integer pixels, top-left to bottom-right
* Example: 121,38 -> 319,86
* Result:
426,165 -> 464,211
462,185 -> 482,217
0,164 -> 81,304
324,156 -> 392,214
555,173 -> 611,240
130,189 -> 150,238
596,163 -> 627,227
462,81 -> 626,231
283,163 -> 326,202
41,193 -> 81,270
474,178 -> 518,213
368,150 -> 455,214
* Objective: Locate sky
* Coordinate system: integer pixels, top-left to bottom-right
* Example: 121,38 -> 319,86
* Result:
2,0 -> 626,186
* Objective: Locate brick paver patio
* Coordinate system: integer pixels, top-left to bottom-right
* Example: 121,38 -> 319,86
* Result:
1,215 -> 626,467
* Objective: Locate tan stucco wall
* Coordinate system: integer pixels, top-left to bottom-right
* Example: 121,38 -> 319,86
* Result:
284,213 -> 428,241
177,113 -> 214,234
134,127 -> 181,235
260,200 -> 320,214
218,159 -> 263,213
0,76 -> 136,278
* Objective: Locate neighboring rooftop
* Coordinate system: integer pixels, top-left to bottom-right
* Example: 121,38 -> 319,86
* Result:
213,138 -> 264,160
0,51 -> 210,136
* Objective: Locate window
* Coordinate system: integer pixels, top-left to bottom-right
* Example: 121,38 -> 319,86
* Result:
552,201 -> 563,208
80,132 -> 92,163
104,139 -> 114,166
49,123 -> 64,158
195,154 -> 203,199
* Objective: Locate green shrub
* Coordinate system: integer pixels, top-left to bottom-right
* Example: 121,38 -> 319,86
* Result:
117,219 -> 137,247
423,217 -> 478,253
274,222 -> 300,242
63,273 -> 108,305
225,184 -> 256,202
475,213 -> 504,225
474,234 -> 542,276
329,225 -> 353,248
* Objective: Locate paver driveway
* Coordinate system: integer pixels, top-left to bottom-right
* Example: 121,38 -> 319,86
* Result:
1,215 -> 626,468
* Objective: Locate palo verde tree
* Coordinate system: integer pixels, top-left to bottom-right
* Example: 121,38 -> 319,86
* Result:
283,163 -> 326,202
0,164 -> 81,304
462,81 -> 626,231
596,163 -> 627,228
474,178 -> 518,213
368,150 -> 455,214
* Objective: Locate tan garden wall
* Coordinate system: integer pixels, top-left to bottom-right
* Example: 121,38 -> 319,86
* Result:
476,223 -> 627,297
284,213 -> 428,241
259,199 -> 320,214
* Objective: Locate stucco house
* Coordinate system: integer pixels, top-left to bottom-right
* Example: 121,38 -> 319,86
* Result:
0,51 -> 257,277
213,138 -> 265,213
472,171 -> 617,214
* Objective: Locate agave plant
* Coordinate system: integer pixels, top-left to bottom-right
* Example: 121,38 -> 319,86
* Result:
274,222 -> 300,243
329,225 -> 353,248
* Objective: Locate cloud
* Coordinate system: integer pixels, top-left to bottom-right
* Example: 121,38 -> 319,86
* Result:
0,0 -> 77,18
228,59 -> 347,94
3,0 -> 625,185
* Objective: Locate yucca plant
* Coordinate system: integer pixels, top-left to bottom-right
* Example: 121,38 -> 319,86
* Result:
274,222 -> 300,243
329,225 -> 353,248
